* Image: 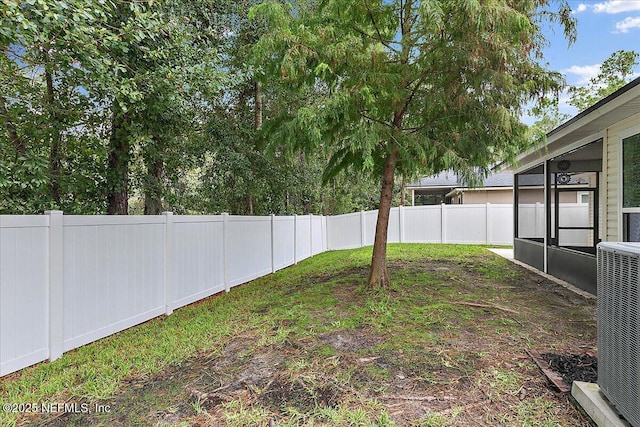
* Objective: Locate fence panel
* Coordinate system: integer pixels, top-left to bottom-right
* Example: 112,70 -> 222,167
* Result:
488,205 -> 513,245
225,216 -> 272,287
403,205 -> 443,243
295,216 -> 312,262
62,216 -> 165,352
364,209 -> 401,245
558,204 -> 591,246
311,215 -> 324,256
0,216 -> 50,376
518,203 -> 544,238
444,205 -> 488,244
327,212 -> 362,250
517,203 -> 590,245
273,216 -> 295,271
388,208 -> 401,243
172,216 -> 225,310
363,210 -> 378,246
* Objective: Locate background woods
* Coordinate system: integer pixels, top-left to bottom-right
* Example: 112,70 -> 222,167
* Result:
0,0 -> 379,216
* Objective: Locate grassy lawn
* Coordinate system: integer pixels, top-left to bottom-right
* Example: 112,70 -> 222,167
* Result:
0,244 -> 596,426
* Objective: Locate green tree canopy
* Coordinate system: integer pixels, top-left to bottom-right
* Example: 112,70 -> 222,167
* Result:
527,49 -> 638,142
568,49 -> 639,111
251,0 -> 575,288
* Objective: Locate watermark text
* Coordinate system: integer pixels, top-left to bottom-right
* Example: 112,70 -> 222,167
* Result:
2,402 -> 111,414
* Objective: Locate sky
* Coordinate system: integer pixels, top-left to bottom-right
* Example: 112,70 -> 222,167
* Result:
523,0 -> 640,124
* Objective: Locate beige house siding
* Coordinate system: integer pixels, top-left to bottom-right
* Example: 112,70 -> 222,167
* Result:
604,111 -> 640,241
460,189 -> 513,204
605,127 -> 619,241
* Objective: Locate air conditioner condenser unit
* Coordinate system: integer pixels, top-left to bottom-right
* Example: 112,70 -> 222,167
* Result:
597,242 -> 640,427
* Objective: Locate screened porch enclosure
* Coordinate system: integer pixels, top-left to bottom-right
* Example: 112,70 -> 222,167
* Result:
514,139 -> 602,294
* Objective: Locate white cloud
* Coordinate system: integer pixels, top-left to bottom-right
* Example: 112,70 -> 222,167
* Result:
592,0 -> 640,14
573,3 -> 588,13
615,16 -> 640,32
563,64 -> 602,84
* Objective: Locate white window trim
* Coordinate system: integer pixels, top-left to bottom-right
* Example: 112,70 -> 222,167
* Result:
618,124 -> 640,239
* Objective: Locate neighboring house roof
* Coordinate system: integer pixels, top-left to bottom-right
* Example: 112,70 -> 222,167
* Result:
408,171 -> 514,190
407,172 -> 460,189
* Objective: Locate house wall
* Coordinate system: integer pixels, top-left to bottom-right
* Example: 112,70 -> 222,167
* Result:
462,190 -> 512,204
604,111 -> 640,241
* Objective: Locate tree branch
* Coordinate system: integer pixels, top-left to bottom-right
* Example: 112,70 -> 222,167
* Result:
396,69 -> 430,120
359,110 -> 393,128
365,3 -> 388,48
349,24 -> 396,52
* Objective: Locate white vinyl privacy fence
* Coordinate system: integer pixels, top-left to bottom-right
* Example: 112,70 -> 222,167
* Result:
1,212 -> 326,377
517,203 -> 592,246
1,203 -> 585,376
325,204 -> 514,249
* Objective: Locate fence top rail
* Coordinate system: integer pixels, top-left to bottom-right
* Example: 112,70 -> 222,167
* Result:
403,205 -> 443,210
226,215 -> 275,222
0,215 -> 49,228
64,216 -> 166,226
445,204 -> 493,209
173,215 -> 223,224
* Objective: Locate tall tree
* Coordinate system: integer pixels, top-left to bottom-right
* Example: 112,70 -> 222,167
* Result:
1,0 -> 114,213
527,49 -> 638,143
568,49 -> 639,111
1,0 -> 227,215
251,0 -> 575,288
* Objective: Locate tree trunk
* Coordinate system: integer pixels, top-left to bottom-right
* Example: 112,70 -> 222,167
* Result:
0,96 -> 25,156
368,147 -> 397,289
247,195 -> 254,215
106,106 -> 131,215
401,174 -> 407,206
144,134 -> 164,215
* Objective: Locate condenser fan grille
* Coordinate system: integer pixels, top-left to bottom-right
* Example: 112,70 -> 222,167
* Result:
597,243 -> 640,427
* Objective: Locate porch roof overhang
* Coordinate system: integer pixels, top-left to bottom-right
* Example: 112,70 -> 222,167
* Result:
509,77 -> 640,174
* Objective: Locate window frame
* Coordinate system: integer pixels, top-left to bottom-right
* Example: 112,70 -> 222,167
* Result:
619,125 -> 640,242
620,125 -> 640,215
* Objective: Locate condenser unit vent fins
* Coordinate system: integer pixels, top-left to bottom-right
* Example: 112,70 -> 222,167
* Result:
597,242 -> 640,427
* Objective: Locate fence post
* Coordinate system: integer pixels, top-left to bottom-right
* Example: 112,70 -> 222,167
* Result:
441,204 -> 446,243
294,214 -> 298,264
222,213 -> 230,292
271,214 -> 276,273
360,211 -> 366,247
162,212 -> 174,315
486,203 -> 491,245
46,210 -> 64,362
399,205 -> 405,243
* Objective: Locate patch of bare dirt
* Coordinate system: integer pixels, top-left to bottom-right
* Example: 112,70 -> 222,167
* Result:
318,328 -> 384,351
